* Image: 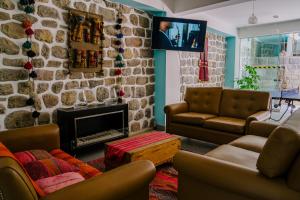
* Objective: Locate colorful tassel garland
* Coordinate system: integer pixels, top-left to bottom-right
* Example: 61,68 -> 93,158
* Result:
24,61 -> 33,70
22,41 -> 32,49
25,28 -> 34,36
23,20 -> 32,29
27,50 -> 36,58
29,71 -> 37,78
32,111 -> 40,118
115,68 -> 122,75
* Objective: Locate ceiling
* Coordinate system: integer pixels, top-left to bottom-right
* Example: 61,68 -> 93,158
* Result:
193,0 -> 300,28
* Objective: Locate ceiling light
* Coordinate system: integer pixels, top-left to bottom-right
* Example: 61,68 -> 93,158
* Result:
248,0 -> 258,24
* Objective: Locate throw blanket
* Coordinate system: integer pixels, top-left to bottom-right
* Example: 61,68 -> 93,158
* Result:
105,132 -> 173,168
199,36 -> 209,81
0,143 -> 46,197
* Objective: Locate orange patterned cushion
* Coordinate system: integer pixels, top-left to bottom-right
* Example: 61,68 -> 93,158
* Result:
15,150 -> 53,165
50,149 -> 101,179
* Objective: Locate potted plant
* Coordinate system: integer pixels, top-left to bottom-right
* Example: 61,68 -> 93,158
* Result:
237,65 -> 260,90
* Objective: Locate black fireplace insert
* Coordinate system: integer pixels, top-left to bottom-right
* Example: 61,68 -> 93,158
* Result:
57,103 -> 128,154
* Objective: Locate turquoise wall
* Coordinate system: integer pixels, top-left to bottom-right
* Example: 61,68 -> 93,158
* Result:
225,37 -> 236,88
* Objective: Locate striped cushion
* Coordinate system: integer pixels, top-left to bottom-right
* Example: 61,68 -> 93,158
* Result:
15,150 -> 53,165
50,149 -> 101,179
24,158 -> 79,180
36,172 -> 84,195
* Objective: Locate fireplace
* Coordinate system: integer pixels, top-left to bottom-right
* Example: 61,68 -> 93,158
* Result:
57,103 -> 128,154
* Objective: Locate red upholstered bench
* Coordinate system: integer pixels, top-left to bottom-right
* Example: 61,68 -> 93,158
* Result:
104,131 -> 181,169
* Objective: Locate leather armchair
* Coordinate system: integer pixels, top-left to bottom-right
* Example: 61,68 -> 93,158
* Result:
0,124 -> 156,200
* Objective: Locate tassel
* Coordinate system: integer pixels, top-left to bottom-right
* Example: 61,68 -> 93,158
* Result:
115,68 -> 122,76
118,48 -> 124,53
23,19 -> 32,29
25,28 -> 34,36
116,33 -> 124,39
115,40 -> 121,46
118,89 -> 125,97
116,62 -> 125,68
19,0 -> 29,5
22,41 -> 32,49
116,54 -> 123,61
32,111 -> 40,118
29,71 -> 37,78
24,5 -> 34,14
26,98 -> 34,106
115,24 -> 121,30
27,50 -> 36,58
28,0 -> 35,4
24,61 -> 33,70
117,18 -> 123,24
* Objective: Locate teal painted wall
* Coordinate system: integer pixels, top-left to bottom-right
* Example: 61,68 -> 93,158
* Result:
225,37 -> 236,88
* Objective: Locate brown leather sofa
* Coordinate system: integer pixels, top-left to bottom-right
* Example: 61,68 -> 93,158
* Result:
174,109 -> 300,200
165,87 -> 271,144
0,124 -> 156,200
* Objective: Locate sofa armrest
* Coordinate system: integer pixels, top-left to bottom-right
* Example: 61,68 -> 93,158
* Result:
0,124 -> 60,152
174,151 -> 300,200
42,160 -> 156,200
164,102 -> 188,128
245,111 -> 271,133
248,121 -> 278,137
164,102 -> 188,115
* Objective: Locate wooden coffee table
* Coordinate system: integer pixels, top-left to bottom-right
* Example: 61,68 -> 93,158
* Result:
104,131 -> 181,169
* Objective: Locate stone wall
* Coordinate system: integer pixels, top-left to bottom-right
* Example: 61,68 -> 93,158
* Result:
179,32 -> 226,98
0,0 -> 154,133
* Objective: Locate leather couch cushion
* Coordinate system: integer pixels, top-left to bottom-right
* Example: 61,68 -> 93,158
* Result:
230,135 -> 267,153
203,117 -> 246,134
257,126 -> 300,178
185,87 -> 222,115
172,112 -> 216,126
220,89 -> 270,119
287,154 -> 300,192
206,145 -> 259,170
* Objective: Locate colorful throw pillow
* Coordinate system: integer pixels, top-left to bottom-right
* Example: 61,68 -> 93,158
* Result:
50,149 -> 101,179
24,158 -> 79,180
36,172 -> 85,194
15,150 -> 53,165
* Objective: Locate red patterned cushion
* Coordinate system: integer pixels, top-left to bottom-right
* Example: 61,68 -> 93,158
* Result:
36,172 -> 84,194
15,150 -> 53,165
50,149 -> 101,179
24,158 -> 79,180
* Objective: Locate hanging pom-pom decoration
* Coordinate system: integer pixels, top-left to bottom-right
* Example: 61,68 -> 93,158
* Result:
24,61 -> 33,70
116,54 -> 123,61
29,71 -> 37,78
32,111 -> 40,118
22,41 -> 32,49
26,98 -> 35,106
23,19 -> 32,29
117,18 -> 123,24
20,0 -> 29,5
115,24 -> 121,30
118,48 -> 124,53
116,33 -> 123,39
118,89 -> 125,97
25,28 -> 34,36
24,5 -> 34,14
28,0 -> 35,4
116,62 -> 125,68
27,50 -> 36,58
115,68 -> 122,76
115,40 -> 121,46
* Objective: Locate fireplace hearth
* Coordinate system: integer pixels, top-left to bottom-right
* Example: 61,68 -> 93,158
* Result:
57,103 -> 128,154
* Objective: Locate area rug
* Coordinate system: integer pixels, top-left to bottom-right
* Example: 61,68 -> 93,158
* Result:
87,158 -> 177,200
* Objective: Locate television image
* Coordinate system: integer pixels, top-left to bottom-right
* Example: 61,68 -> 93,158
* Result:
152,16 -> 207,52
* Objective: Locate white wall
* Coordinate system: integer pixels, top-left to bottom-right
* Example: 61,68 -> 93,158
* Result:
165,51 -> 181,104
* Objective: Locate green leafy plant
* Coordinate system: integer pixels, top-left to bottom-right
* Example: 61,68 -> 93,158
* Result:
237,65 -> 260,90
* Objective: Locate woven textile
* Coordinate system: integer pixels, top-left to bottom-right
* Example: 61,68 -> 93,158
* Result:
50,149 -> 101,179
15,150 -> 53,165
105,132 -> 174,168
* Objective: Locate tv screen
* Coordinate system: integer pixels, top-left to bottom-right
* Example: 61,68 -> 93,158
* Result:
152,16 -> 207,52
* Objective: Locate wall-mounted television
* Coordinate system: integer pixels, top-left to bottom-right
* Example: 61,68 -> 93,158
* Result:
152,16 -> 207,52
